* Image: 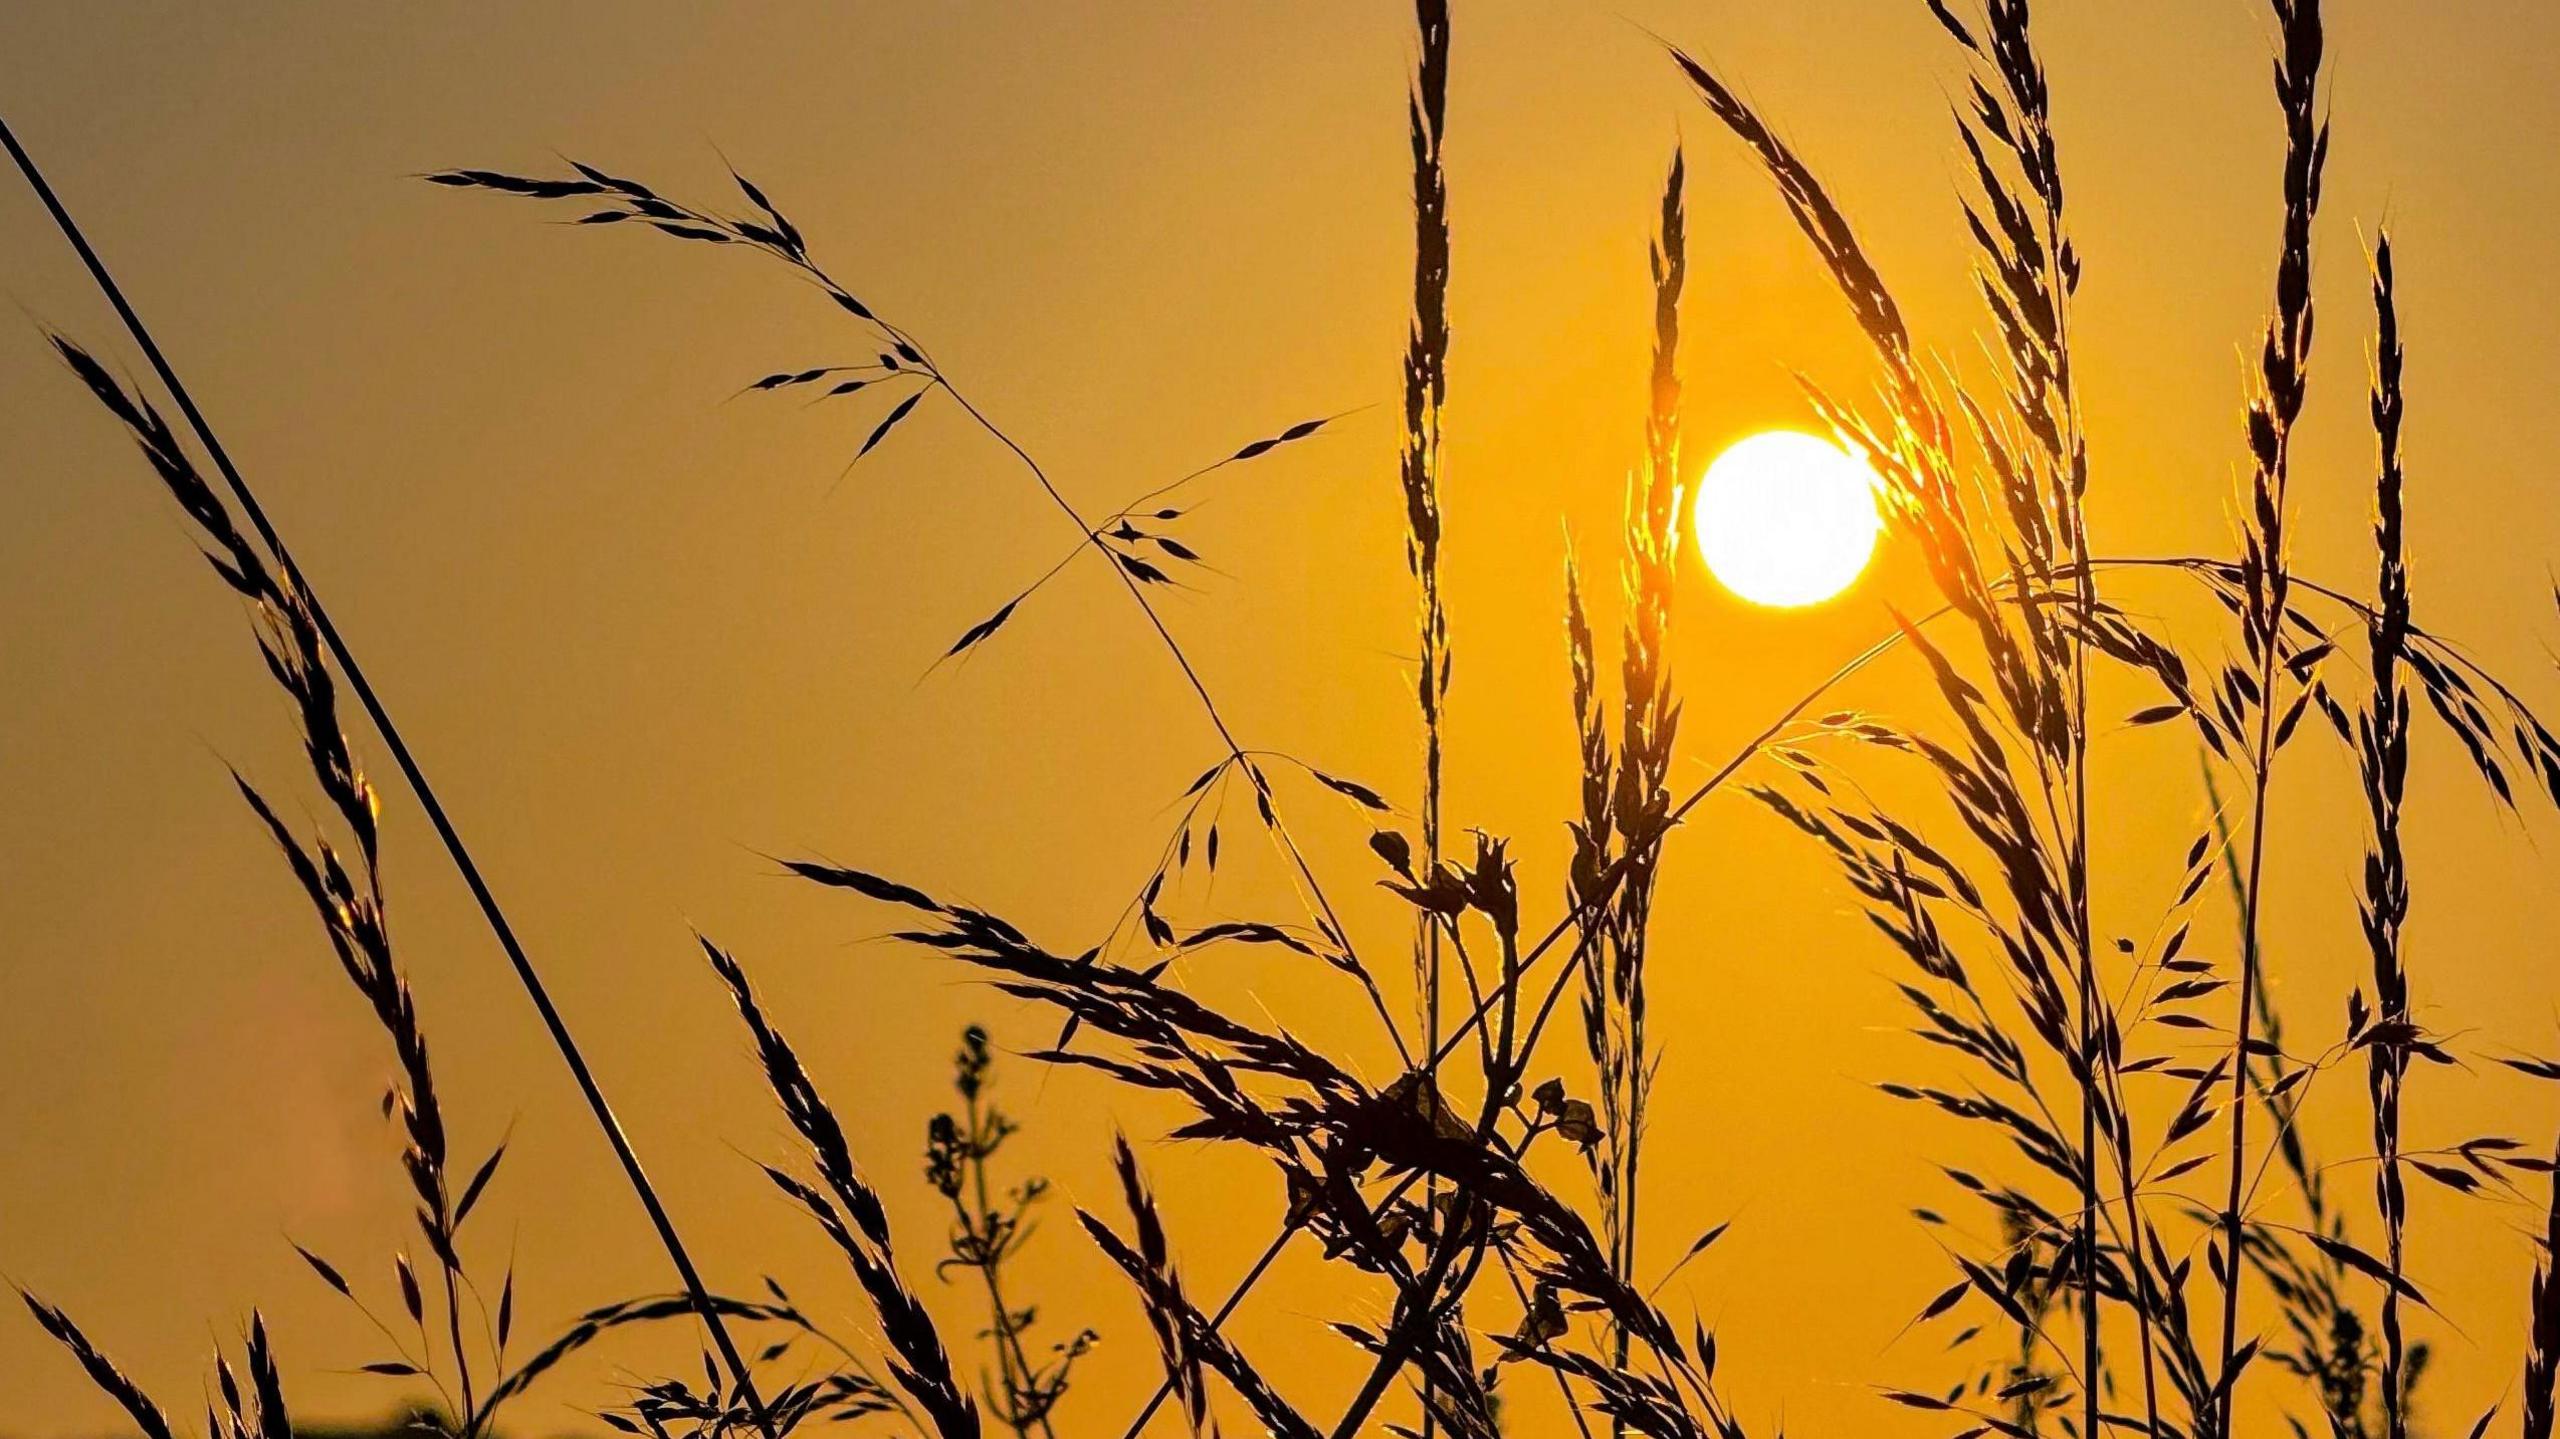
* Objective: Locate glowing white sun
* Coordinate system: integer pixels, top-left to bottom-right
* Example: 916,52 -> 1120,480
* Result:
1692,430 -> 1883,607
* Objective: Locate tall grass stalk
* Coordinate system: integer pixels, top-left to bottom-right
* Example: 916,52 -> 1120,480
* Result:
1563,142 -> 1688,1428
2217,4 -> 2328,1424
1400,20 -> 1455,1436
1921,5 -> 2129,1430
1607,144 -> 1685,1345
1673,7 -> 2145,1430
2359,231 -> 2413,1439
1392,3 -> 1456,1429
0,113 -> 782,1439
1404,0 -> 1453,1043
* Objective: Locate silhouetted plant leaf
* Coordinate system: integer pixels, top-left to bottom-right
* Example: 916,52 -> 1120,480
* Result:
945,600 -> 1021,660
857,390 -> 926,461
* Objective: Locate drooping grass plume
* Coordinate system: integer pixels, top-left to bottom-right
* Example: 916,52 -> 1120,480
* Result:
934,410 -> 1349,673
1937,2 -> 2197,1428
1665,5 -> 2433,1436
1672,15 -> 2141,1436
431,153 -> 1410,1073
1921,6 -> 2127,1430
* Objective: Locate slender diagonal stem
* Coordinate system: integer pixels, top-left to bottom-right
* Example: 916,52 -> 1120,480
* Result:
1492,1244 -> 1599,1439
1328,1230 -> 1473,1439
927,377 -> 1413,1066
1333,988 -> 1514,1439
0,113 -> 779,1439
1404,1 -> 1454,1427
2216,663 -> 2282,1426
1114,1220 -> 1301,1439
442,1262 -> 476,1424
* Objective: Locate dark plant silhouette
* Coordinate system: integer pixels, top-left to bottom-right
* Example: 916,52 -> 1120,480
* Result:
18,6 -> 2560,1439
924,1027 -> 1095,1438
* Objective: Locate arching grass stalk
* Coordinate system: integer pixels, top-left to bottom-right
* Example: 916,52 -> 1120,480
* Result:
428,153 -> 1412,1068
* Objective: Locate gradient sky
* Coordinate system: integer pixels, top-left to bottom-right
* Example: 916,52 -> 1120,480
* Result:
6,3 -> 2560,1435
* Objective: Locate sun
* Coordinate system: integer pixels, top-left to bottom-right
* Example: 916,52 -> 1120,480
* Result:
1691,430 -> 1884,608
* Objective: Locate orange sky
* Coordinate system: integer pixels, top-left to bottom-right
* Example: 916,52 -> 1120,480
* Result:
6,4 -> 2560,1435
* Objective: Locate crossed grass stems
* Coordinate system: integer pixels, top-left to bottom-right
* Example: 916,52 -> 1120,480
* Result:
20,2 -> 2560,1438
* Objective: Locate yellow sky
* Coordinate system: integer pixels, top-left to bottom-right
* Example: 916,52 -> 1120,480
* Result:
6,3 -> 2560,1435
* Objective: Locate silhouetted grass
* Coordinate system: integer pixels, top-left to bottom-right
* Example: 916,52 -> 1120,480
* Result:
21,4 -> 2560,1439
924,1025 -> 1095,1437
